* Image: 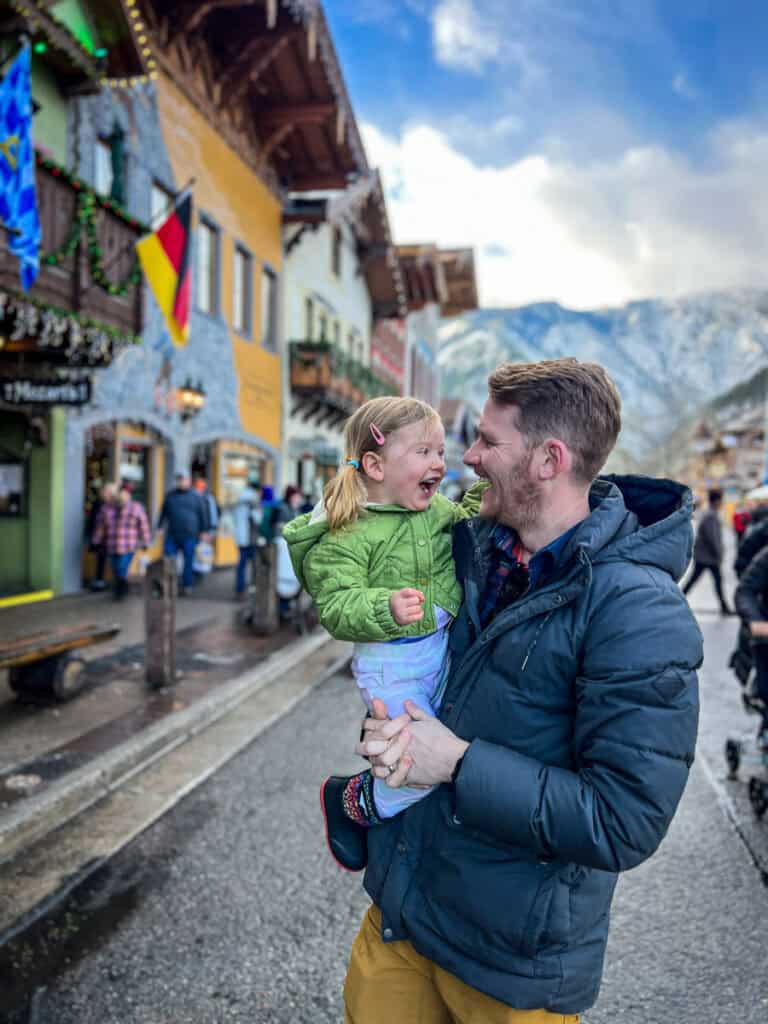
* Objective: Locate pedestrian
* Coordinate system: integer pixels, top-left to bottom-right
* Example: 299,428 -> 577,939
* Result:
86,481 -> 116,591
734,546 -> 768,750
258,484 -> 278,545
233,474 -> 263,598
349,359 -> 702,1022
275,484 -> 303,532
158,472 -> 207,596
284,396 -> 483,871
92,484 -> 151,600
193,476 -> 219,537
734,503 -> 768,577
683,488 -> 734,613
732,503 -> 751,547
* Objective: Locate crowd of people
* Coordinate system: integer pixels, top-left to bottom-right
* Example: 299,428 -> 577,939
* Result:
684,487 -> 768,750
85,473 -> 312,602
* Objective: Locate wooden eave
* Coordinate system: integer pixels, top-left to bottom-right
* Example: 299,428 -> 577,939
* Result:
141,0 -> 368,196
87,0 -> 147,78
396,244 -> 449,311
439,248 -> 479,317
0,0 -> 145,91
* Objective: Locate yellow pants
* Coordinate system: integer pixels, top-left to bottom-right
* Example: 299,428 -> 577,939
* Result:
344,906 -> 580,1024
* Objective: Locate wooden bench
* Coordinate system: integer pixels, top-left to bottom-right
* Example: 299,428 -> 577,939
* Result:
0,623 -> 121,701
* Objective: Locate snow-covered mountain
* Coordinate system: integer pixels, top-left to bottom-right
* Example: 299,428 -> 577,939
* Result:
438,289 -> 768,471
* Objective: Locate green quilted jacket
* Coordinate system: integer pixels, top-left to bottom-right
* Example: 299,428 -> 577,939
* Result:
283,485 -> 484,643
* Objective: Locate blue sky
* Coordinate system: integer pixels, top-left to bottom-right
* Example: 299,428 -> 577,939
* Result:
324,1 -> 768,309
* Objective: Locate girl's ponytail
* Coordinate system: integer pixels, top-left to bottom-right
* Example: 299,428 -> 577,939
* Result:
323,460 -> 367,532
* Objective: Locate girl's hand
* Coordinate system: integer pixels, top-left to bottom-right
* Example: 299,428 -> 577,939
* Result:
390,587 -> 425,625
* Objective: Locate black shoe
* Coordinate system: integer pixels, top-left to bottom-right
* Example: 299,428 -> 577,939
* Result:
320,776 -> 368,872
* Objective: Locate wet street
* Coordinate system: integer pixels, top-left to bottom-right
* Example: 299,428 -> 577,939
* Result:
3,591 -> 768,1023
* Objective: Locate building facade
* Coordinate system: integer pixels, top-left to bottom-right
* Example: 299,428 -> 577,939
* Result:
282,173 -> 405,497
0,0 -> 146,599
58,0 -> 367,590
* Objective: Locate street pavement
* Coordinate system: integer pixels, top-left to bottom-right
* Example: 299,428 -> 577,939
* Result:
3,577 -> 768,1022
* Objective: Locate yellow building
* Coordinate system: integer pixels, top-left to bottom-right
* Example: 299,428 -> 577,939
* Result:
58,0 -> 368,586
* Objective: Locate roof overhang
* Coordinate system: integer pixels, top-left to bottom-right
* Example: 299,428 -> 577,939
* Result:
0,0 -> 146,92
142,0 -> 368,192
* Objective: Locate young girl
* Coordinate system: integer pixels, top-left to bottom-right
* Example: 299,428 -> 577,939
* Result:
284,396 -> 482,871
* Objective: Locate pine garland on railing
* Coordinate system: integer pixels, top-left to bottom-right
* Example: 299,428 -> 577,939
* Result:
35,152 -> 145,297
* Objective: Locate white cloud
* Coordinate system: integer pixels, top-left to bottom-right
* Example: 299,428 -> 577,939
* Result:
672,71 -> 697,100
362,118 -> 768,310
432,0 -> 500,73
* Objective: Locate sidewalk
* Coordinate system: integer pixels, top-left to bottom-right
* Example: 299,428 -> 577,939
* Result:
0,569 -> 263,771
0,569 -> 339,875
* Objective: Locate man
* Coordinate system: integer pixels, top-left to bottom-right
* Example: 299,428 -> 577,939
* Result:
348,359 -> 702,1022
158,472 -> 208,595
683,488 -> 733,613
734,502 -> 768,577
734,546 -> 768,749
86,481 -> 116,591
92,484 -> 150,600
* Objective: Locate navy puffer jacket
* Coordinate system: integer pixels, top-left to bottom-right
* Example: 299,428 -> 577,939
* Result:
364,475 -> 702,1014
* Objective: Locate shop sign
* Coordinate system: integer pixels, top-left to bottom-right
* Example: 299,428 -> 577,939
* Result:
1,377 -> 92,406
0,291 -> 129,365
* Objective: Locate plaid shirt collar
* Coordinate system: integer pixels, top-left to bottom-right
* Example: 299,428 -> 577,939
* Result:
480,521 -> 580,627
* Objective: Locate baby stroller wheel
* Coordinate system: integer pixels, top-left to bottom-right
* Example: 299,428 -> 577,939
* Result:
748,776 -> 768,819
724,738 -> 741,777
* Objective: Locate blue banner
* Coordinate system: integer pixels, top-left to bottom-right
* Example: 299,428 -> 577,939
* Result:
0,44 -> 39,291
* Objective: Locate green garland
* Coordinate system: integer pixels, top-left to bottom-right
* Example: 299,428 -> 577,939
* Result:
37,155 -> 145,298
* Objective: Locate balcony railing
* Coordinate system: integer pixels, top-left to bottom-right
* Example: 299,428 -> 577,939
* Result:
289,340 -> 391,423
0,152 -> 145,366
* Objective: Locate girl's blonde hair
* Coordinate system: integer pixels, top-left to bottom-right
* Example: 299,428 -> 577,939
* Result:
323,395 -> 440,531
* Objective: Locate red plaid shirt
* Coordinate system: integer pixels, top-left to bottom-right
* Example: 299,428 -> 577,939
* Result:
93,501 -> 151,555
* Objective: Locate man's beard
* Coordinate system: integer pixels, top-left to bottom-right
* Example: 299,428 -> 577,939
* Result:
498,450 -> 544,534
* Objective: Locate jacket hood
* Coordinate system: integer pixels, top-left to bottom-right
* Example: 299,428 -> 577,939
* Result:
568,474 -> 694,581
282,509 -> 332,589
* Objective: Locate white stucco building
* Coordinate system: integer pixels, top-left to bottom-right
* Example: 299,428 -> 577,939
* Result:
280,174 -> 406,499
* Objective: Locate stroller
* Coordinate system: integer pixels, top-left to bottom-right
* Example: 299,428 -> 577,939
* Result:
725,626 -> 768,818
275,533 -> 318,635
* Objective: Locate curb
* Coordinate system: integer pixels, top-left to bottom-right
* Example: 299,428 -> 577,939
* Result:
0,631 -> 338,868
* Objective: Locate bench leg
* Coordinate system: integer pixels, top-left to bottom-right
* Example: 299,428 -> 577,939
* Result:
9,653 -> 87,702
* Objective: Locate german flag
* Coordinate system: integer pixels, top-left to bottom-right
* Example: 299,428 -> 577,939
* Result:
136,189 -> 192,347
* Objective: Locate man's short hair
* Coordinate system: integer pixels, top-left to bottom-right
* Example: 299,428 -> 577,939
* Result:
708,488 -> 723,505
487,358 -> 622,484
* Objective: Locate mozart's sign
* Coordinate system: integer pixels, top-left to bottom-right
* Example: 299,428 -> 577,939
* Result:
0,377 -> 91,406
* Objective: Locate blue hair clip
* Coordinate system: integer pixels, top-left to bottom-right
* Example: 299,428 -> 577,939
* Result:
346,458 -> 360,470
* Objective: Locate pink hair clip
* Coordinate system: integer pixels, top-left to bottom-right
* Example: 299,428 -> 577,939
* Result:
370,423 -> 386,446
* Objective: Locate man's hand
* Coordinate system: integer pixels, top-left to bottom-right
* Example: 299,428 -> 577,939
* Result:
356,699 -> 410,761
750,620 -> 768,638
368,701 -> 470,789
390,588 -> 425,625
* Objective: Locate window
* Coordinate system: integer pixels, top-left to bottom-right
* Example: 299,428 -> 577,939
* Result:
196,217 -> 219,315
261,265 -> 277,351
332,226 -> 342,276
305,297 -> 314,340
151,182 -> 173,225
233,244 -> 253,336
95,139 -> 113,196
318,310 -> 328,342
333,320 -> 340,347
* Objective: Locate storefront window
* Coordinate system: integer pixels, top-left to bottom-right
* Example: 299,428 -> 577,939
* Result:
0,460 -> 25,516
221,451 -> 265,508
119,442 -> 150,509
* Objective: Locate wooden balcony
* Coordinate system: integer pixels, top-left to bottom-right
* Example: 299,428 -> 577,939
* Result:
289,341 -> 390,426
0,153 -> 144,367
